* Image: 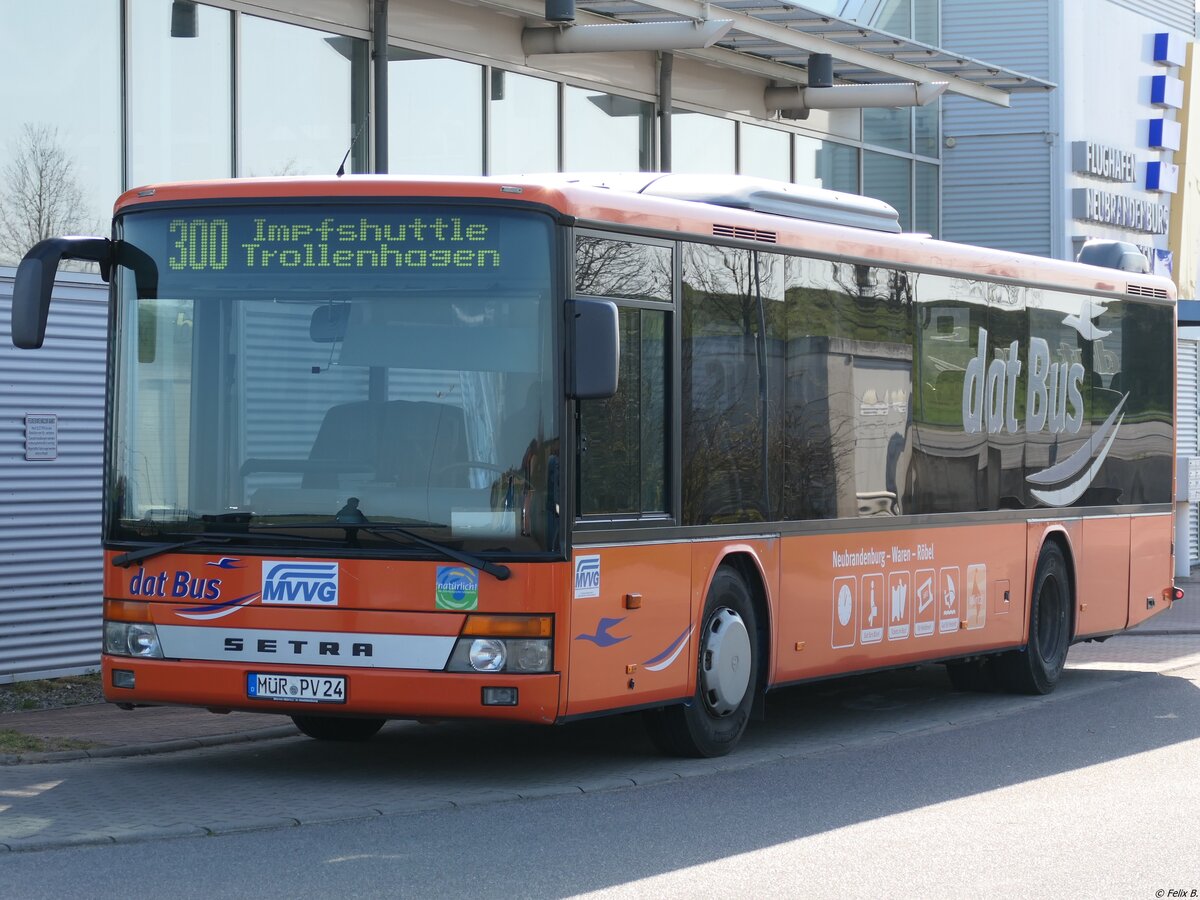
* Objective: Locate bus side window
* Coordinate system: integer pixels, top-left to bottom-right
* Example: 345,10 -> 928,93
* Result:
577,307 -> 668,517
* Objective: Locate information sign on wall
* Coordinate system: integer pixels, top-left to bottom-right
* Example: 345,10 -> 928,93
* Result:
24,414 -> 58,461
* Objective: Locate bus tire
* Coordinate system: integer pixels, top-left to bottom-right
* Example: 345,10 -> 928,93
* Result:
291,714 -> 386,742
995,542 -> 1071,695
643,567 -> 758,758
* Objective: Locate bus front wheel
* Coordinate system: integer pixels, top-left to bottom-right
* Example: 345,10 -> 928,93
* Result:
644,567 -> 759,758
291,714 -> 386,742
996,541 -> 1071,695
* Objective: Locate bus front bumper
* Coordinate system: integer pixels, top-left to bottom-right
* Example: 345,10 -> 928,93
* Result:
101,656 -> 561,724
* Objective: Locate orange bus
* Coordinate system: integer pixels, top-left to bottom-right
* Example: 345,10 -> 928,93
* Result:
10,173 -> 1181,757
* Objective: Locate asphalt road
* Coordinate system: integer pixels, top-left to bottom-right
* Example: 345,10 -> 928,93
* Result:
1,633 -> 1198,898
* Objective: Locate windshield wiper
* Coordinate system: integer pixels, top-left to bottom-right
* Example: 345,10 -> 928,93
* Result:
355,524 -> 511,581
247,522 -> 511,581
112,536 -> 233,568
110,529 -> 335,568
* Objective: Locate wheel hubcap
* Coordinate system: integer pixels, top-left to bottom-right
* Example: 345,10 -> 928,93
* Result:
700,608 -> 752,716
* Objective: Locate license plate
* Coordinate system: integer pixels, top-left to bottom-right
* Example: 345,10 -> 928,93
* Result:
247,673 -> 346,703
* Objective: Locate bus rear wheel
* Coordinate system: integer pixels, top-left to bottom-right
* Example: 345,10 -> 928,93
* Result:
291,714 -> 386,742
644,567 -> 759,758
995,542 -> 1071,695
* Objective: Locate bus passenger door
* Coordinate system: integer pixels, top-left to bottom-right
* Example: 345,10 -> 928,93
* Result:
566,545 -> 693,716
569,258 -> 685,715
1077,517 -> 1131,637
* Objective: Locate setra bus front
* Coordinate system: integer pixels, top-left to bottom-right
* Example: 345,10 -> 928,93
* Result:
11,178 -> 616,741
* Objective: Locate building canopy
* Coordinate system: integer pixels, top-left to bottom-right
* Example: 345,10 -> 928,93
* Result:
503,0 -> 1055,106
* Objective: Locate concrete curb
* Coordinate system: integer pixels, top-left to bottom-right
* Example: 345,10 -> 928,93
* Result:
0,724 -> 298,766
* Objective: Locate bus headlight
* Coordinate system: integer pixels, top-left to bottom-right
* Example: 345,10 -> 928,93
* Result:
103,621 -> 164,659
445,614 -> 553,674
507,639 -> 551,673
447,638 -> 552,674
468,638 -> 506,672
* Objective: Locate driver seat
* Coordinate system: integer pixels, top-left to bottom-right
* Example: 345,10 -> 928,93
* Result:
304,400 -> 469,488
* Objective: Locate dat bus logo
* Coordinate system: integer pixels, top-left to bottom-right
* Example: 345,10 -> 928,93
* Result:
261,561 -> 339,606
959,303 -> 1129,507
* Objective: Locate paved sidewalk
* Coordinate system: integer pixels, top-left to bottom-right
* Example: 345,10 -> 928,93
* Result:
0,704 -> 298,764
3,571 -> 1198,765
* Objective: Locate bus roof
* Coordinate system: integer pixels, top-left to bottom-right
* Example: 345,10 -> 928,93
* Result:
114,173 -> 1176,302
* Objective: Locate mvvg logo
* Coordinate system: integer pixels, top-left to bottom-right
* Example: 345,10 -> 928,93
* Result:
261,561 -> 339,606
574,555 -> 600,599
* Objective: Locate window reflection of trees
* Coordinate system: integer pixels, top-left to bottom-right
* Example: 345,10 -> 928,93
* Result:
574,237 -> 670,518
574,237 -> 671,301
682,243 -> 769,525
577,308 -> 666,517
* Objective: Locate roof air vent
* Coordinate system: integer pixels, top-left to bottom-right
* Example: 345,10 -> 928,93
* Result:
1127,283 -> 1170,300
713,224 -> 778,244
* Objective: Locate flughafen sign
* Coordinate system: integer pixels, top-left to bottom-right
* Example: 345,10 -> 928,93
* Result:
1071,141 -> 1169,236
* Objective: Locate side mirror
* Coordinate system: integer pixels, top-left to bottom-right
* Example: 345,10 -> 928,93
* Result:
568,298 -> 619,400
310,304 -> 350,343
12,236 -> 112,349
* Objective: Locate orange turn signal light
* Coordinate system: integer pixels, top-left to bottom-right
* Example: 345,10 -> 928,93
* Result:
462,614 -> 552,638
103,599 -> 153,623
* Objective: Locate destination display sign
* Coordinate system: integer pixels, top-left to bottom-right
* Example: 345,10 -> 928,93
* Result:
164,212 -> 505,274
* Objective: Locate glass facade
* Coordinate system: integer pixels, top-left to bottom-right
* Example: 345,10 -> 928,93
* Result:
388,51 -> 484,176
864,151 -> 913,230
916,161 -> 939,236
797,137 -> 859,194
0,1 -> 120,266
739,124 -> 791,181
239,16 -> 366,178
671,111 -> 737,174
128,0 -> 232,186
0,0 -> 949,270
563,87 -> 653,172
863,107 -> 911,154
490,70 -> 558,176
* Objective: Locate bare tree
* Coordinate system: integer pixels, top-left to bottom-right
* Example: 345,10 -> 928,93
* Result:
0,123 -> 98,267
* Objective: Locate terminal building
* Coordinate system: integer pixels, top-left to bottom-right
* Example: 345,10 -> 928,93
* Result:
0,0 -> 1196,680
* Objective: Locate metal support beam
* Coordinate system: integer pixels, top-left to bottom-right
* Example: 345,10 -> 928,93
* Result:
766,80 -> 949,116
373,0 -> 388,174
658,51 -> 672,171
523,19 -> 733,54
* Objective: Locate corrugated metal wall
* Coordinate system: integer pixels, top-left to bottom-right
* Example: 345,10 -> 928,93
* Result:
1180,339 -> 1200,564
0,271 -> 108,683
941,0 -> 1054,256
1107,0 -> 1195,33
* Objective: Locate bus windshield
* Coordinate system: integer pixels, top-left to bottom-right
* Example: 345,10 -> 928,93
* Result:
109,204 -> 560,555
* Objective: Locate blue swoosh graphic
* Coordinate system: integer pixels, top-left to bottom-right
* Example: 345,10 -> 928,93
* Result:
576,616 -> 629,647
206,557 -> 244,569
173,591 -> 260,620
643,626 -> 693,670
